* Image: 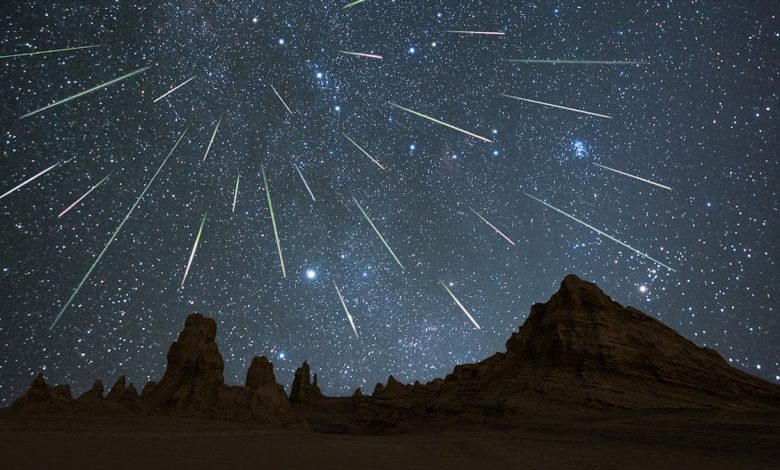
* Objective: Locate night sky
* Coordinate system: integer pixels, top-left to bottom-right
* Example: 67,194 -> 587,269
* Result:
0,1 -> 777,404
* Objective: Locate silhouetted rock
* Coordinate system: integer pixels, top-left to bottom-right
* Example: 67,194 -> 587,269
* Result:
76,380 -> 104,404
290,361 -> 323,404
246,356 -> 276,389
9,374 -> 73,414
353,388 -> 363,398
373,375 -> 413,398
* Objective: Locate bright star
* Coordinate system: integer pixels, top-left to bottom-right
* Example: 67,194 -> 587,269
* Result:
306,269 -> 317,279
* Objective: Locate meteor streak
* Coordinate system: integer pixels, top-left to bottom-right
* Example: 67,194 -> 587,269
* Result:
343,0 -> 365,8
592,163 -> 672,191
444,30 -> 505,36
523,192 -> 675,272
181,212 -> 207,289
0,44 -> 101,60
0,162 -> 61,201
153,75 -> 196,103
500,94 -> 613,119
262,166 -> 286,278
58,172 -> 113,218
293,164 -> 316,201
342,133 -> 385,170
21,66 -> 151,119
334,281 -> 359,338
339,51 -> 383,60
270,84 -> 293,114
352,197 -> 404,270
470,207 -> 515,246
232,174 -> 240,213
202,118 -> 222,161
389,102 -> 493,143
439,281 -> 481,330
51,128 -> 188,329
508,59 -> 647,65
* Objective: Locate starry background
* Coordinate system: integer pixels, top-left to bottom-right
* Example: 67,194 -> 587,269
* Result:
0,0 -> 777,404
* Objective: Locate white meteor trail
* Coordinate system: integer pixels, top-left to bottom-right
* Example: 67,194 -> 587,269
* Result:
262,166 -> 286,278
153,75 -> 196,103
508,59 -> 647,65
0,162 -> 61,201
439,281 -> 481,330
51,128 -> 188,329
352,197 -> 404,270
444,30 -> 505,36
202,118 -> 222,161
592,163 -> 672,191
232,174 -> 240,213
21,66 -> 151,119
500,94 -> 612,119
293,164 -> 316,201
270,84 -> 293,114
343,0 -> 365,8
523,192 -> 675,272
181,212 -> 207,289
342,133 -> 385,170
389,102 -> 493,143
0,44 -> 101,60
334,281 -> 359,338
339,50 -> 383,60
470,207 -> 515,246
58,172 -> 113,218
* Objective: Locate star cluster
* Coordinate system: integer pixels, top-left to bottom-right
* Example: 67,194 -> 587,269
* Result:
0,1 -> 777,403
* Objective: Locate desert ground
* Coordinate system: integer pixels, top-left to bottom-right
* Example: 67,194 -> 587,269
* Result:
2,410 -> 778,470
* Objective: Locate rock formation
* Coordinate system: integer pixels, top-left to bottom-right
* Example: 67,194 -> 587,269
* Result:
290,361 -> 324,405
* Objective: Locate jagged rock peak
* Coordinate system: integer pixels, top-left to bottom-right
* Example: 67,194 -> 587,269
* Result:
290,361 -> 323,403
245,356 -> 276,389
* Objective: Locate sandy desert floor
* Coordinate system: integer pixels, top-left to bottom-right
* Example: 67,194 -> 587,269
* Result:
1,410 -> 778,469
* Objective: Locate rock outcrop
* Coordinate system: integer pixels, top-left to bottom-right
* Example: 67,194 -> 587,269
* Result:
9,374 -> 72,414
290,362 -> 324,405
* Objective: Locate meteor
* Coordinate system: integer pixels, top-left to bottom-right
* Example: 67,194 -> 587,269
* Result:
352,197 -> 404,270
270,84 -> 293,114
181,212 -> 207,289
508,59 -> 647,65
339,51 -> 383,60
58,172 -> 113,218
389,102 -> 493,143
51,128 -> 188,329
262,165 -> 286,278
334,281 -> 359,338
500,94 -> 613,119
21,66 -> 151,119
342,133 -> 385,170
439,281 -> 481,330
232,174 -> 240,213
202,118 -> 222,161
523,192 -> 675,272
444,30 -> 505,36
343,0 -> 365,8
0,162 -> 61,201
470,207 -> 515,246
293,164 -> 316,201
153,75 -> 196,103
0,44 -> 101,60
592,163 -> 672,191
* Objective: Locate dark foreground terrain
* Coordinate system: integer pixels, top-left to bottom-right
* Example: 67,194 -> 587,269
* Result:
3,275 -> 779,469
1,410 -> 779,470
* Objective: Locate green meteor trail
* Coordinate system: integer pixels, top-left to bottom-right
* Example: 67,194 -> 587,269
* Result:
343,133 -> 385,170
343,0 -> 365,8
523,192 -> 675,272
0,162 -> 61,201
439,281 -> 481,330
59,172 -> 114,218
181,212 -> 208,289
21,66 -> 151,119
500,94 -> 613,119
334,281 -> 359,338
232,174 -> 241,213
352,197 -> 404,270
389,102 -> 493,143
50,128 -> 188,329
202,118 -> 222,161
508,59 -> 647,65
0,44 -> 101,60
262,166 -> 286,279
